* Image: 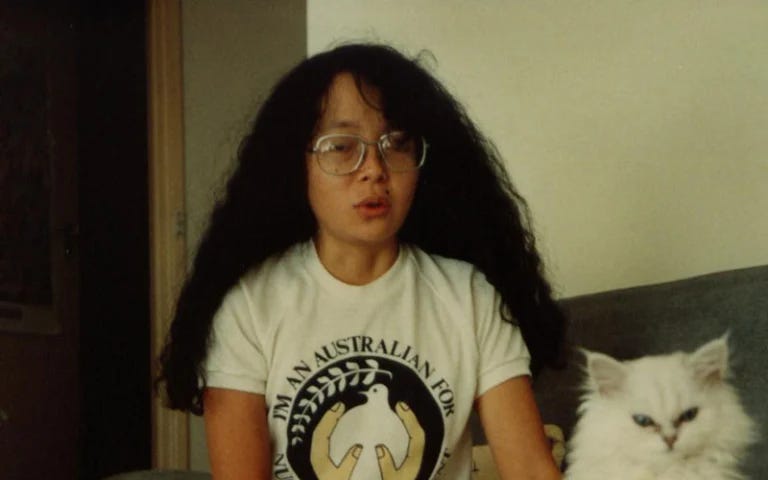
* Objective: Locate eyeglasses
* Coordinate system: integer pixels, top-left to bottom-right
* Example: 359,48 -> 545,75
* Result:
310,131 -> 428,176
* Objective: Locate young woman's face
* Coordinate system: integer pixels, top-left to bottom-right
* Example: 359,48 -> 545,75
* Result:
306,73 -> 419,252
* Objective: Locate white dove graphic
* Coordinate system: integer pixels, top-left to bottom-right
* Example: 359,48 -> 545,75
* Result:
329,383 -> 410,480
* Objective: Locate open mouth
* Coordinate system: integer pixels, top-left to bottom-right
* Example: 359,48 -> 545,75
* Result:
355,196 -> 391,216
362,199 -> 385,208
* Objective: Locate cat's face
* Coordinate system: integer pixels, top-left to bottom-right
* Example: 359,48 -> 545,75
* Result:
584,336 -> 735,461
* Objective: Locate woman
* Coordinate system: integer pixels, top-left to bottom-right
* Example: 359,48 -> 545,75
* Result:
159,43 -> 566,480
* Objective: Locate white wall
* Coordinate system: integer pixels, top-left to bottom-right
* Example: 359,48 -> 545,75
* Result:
181,0 -> 768,469
309,0 -> 768,297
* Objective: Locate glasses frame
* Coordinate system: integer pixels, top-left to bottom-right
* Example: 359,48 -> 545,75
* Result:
310,131 -> 428,176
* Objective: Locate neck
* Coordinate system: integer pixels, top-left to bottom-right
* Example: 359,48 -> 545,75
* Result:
313,236 -> 400,285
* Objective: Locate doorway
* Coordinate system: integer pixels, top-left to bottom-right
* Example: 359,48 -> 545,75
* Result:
78,2 -> 151,479
0,2 -> 150,479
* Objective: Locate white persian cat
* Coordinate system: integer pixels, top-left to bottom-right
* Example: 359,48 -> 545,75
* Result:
565,335 -> 756,480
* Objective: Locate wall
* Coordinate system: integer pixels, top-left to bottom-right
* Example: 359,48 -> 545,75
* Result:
181,0 -> 306,470
309,0 -> 768,297
181,0 -> 768,469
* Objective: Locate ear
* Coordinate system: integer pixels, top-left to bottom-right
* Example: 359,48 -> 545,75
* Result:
689,334 -> 729,384
584,350 -> 627,397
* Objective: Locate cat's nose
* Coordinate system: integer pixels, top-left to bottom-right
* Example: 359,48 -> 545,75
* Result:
663,434 -> 678,450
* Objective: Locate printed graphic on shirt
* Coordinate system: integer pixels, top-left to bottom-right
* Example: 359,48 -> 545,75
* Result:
271,336 -> 455,480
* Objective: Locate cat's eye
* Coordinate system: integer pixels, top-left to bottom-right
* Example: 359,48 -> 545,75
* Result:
677,407 -> 699,423
632,414 -> 656,428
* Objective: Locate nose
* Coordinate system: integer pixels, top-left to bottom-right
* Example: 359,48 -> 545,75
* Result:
358,143 -> 388,181
662,434 -> 678,450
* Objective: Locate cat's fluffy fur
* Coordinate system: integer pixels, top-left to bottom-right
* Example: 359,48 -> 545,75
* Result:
565,336 -> 756,480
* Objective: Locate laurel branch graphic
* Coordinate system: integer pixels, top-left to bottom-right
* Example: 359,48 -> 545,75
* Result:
289,358 -> 393,446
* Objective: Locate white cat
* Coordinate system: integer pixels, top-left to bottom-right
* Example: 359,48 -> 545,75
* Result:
565,335 -> 756,480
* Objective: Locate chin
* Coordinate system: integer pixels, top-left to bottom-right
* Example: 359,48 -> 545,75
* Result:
354,235 -> 399,249
353,223 -> 402,242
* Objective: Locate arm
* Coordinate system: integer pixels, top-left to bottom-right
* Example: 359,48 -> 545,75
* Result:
475,376 -> 562,480
204,387 -> 272,480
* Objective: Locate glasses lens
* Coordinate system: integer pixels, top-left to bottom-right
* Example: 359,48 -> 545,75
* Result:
316,135 -> 361,175
381,131 -> 423,171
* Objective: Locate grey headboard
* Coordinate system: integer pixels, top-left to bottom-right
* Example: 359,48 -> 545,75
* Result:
473,265 -> 768,477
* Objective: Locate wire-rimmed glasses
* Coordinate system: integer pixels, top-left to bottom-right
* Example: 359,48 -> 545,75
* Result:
310,131 -> 428,176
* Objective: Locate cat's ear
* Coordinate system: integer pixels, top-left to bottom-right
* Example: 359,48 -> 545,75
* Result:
584,350 -> 627,397
689,334 -> 730,385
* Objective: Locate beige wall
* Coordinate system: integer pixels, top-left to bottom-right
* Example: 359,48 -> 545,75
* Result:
180,0 -> 768,470
309,0 -> 768,297
182,0 -> 306,470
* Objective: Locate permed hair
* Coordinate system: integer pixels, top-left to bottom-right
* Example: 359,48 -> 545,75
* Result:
158,43 -> 567,414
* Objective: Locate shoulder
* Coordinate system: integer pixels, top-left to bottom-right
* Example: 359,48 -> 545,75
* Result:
222,241 -> 311,315
404,244 -> 496,301
239,242 -> 308,287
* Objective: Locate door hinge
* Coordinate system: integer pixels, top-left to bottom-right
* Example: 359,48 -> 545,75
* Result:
175,211 -> 186,238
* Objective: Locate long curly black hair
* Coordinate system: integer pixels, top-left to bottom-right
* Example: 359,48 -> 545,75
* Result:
157,43 -> 567,414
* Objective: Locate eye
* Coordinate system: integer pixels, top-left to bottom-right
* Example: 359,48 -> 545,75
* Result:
677,407 -> 699,423
632,414 -> 656,428
317,136 -> 357,154
383,131 -> 415,152
322,142 -> 352,153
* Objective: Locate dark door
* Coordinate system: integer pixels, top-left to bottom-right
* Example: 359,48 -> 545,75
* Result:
77,2 -> 151,478
0,4 -> 80,479
1,3 -> 151,479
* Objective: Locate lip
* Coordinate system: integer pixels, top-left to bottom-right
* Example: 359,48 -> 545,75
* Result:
354,195 -> 391,217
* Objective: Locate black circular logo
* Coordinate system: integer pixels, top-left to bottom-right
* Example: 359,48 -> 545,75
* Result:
285,355 -> 444,480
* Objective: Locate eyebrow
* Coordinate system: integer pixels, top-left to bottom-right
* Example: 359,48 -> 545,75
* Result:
323,120 -> 361,130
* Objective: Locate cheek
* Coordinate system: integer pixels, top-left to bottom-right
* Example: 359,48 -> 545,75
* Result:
395,173 -> 419,207
676,408 -> 714,452
306,165 -> 327,220
307,177 -> 331,219
306,166 -> 320,205
306,160 -> 346,217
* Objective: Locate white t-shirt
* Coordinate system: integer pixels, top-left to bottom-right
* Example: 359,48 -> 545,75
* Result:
204,241 -> 530,480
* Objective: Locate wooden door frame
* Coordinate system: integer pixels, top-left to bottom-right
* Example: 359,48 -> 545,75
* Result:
147,0 -> 189,469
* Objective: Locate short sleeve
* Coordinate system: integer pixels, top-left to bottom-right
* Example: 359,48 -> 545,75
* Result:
473,272 -> 531,397
203,281 -> 268,394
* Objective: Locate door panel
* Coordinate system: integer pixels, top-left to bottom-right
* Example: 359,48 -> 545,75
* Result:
0,4 -> 79,480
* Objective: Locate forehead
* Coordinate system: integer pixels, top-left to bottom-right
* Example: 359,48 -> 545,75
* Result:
624,355 -> 699,412
315,73 -> 386,131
